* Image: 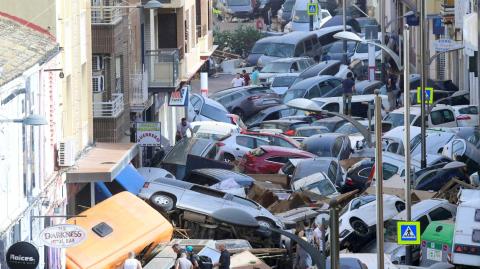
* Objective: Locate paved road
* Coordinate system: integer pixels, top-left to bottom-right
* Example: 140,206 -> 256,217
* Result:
190,73 -> 235,94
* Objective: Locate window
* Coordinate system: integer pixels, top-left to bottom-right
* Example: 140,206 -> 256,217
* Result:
430,109 -> 455,125
298,60 -> 310,71
418,215 -> 430,234
321,64 -> 341,76
186,175 -> 217,186
412,117 -> 422,127
332,138 -> 343,157
327,162 -> 338,183
264,111 -> 280,121
305,39 -> 313,51
267,156 -> 290,163
358,167 -> 372,178
323,102 -> 340,113
318,82 -> 333,96
191,95 -> 201,110
475,209 -> 480,221
231,196 -> 258,208
191,185 -> 225,198
290,62 -> 299,72
305,85 -> 322,99
383,163 -> 399,179
386,142 -> 399,154
236,136 -> 255,148
273,137 -> 295,148
328,79 -> 342,88
428,207 -> 453,221
473,229 -> 480,243
459,106 -> 478,114
255,138 -> 269,147
201,104 -> 230,122
294,44 -> 305,56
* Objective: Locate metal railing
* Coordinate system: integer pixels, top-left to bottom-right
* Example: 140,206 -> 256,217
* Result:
130,72 -> 148,107
91,1 -> 123,25
145,49 -> 180,88
93,93 -> 124,118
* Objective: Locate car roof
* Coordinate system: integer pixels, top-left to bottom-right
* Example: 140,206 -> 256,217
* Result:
290,75 -> 337,89
312,25 -> 349,36
211,86 -> 268,97
299,60 -> 341,78
355,80 -> 383,90
255,35 -> 282,44
260,145 -> 314,155
394,199 -> 452,220
303,133 -> 344,145
275,31 -> 317,44
190,168 -> 254,182
194,93 -> 228,111
390,104 -> 453,115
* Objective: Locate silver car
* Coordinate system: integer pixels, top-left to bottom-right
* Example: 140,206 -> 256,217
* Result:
138,177 -> 284,229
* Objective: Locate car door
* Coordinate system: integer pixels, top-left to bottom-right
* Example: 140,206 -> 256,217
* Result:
429,109 -> 457,127
188,94 -> 203,121
234,135 -> 257,159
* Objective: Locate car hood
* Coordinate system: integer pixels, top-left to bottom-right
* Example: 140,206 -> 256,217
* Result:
258,55 -> 281,67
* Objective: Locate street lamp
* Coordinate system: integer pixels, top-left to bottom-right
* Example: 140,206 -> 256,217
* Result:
333,31 -> 403,71
0,114 -> 48,126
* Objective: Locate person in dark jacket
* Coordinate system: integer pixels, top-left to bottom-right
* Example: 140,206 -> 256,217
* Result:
214,243 -> 230,269
342,72 -> 356,116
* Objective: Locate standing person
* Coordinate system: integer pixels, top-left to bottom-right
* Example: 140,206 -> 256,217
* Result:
251,67 -> 260,85
172,244 -> 186,259
123,252 -> 143,269
342,72 -> 355,116
398,73 -> 404,107
241,70 -> 251,85
176,118 -> 193,142
255,15 -> 264,31
214,243 -> 230,269
175,252 -> 193,269
185,246 -> 200,269
313,222 -> 325,253
231,73 -> 245,87
262,1 -> 272,31
386,71 -> 397,111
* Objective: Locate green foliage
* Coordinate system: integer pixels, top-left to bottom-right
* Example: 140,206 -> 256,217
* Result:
214,25 -> 264,55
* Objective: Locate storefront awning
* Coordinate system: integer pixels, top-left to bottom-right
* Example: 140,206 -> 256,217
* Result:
66,143 -> 139,183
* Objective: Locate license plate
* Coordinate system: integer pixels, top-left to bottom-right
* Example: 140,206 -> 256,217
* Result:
426,248 -> 442,262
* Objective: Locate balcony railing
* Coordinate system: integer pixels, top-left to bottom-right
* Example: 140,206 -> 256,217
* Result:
91,1 -> 123,25
130,72 -> 149,110
93,93 -> 124,118
145,49 -> 180,88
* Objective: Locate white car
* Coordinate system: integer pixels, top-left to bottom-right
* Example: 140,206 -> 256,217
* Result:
188,121 -> 240,140
337,194 -> 405,240
258,57 -> 314,85
291,172 -> 340,198
216,134 -> 270,162
187,93 -> 230,123
384,105 -> 458,128
284,8 -> 331,32
452,105 -> 479,127
350,39 -> 382,62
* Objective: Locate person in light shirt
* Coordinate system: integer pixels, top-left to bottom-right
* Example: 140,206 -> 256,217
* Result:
231,73 -> 245,87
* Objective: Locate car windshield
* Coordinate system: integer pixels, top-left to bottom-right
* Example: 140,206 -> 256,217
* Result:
356,40 -> 381,53
384,113 -> 416,128
261,62 -> 293,73
272,76 -> 298,87
384,219 -> 400,242
245,111 -> 267,125
251,42 -> 272,54
293,10 -> 309,23
264,43 -> 295,57
283,88 -> 306,103
163,139 -> 212,165
226,0 -> 250,6
327,41 -> 357,53
305,179 -> 337,196
201,105 -> 230,123
283,0 -> 294,11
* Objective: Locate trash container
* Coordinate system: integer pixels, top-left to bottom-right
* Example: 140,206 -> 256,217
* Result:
420,220 -> 454,267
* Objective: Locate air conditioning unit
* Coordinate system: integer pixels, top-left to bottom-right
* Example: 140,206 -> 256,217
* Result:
58,139 -> 76,166
92,75 -> 104,92
92,55 -> 104,71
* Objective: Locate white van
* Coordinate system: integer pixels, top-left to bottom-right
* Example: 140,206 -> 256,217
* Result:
452,189 -> 480,267
285,0 -> 331,32
286,94 -> 391,119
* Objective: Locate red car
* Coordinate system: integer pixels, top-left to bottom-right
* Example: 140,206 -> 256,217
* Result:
241,131 -> 300,149
238,146 -> 316,174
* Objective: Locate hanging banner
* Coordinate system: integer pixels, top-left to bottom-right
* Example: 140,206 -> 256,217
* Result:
136,122 -> 162,146
39,224 -> 87,248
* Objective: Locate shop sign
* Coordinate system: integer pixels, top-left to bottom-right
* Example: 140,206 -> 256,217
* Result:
39,224 -> 87,248
6,241 -> 39,269
168,86 -> 189,106
136,122 -> 162,146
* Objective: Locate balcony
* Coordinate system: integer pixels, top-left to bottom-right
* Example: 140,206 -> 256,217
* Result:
91,0 -> 124,25
130,72 -> 150,112
93,93 -> 124,118
145,49 -> 180,89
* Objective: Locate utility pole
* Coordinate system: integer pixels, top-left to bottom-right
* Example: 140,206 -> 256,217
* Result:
477,0 -> 480,126
329,199 -> 340,269
379,0 -> 385,82
419,0 -> 427,169
403,24 -> 413,266
342,0 -> 347,64
374,91 -> 384,269
309,0 -> 314,31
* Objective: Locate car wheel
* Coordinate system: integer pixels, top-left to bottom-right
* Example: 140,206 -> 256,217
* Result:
350,218 -> 369,237
223,153 -> 235,163
395,201 -> 405,212
150,193 -> 175,211
232,108 -> 244,119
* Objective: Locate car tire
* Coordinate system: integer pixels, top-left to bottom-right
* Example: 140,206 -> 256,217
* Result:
350,218 -> 369,237
223,153 -> 235,163
150,193 -> 175,212
233,108 -> 244,119
395,201 -> 405,212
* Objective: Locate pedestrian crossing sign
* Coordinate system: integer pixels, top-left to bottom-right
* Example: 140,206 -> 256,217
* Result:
397,221 -> 421,245
417,87 -> 434,104
307,3 -> 318,16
